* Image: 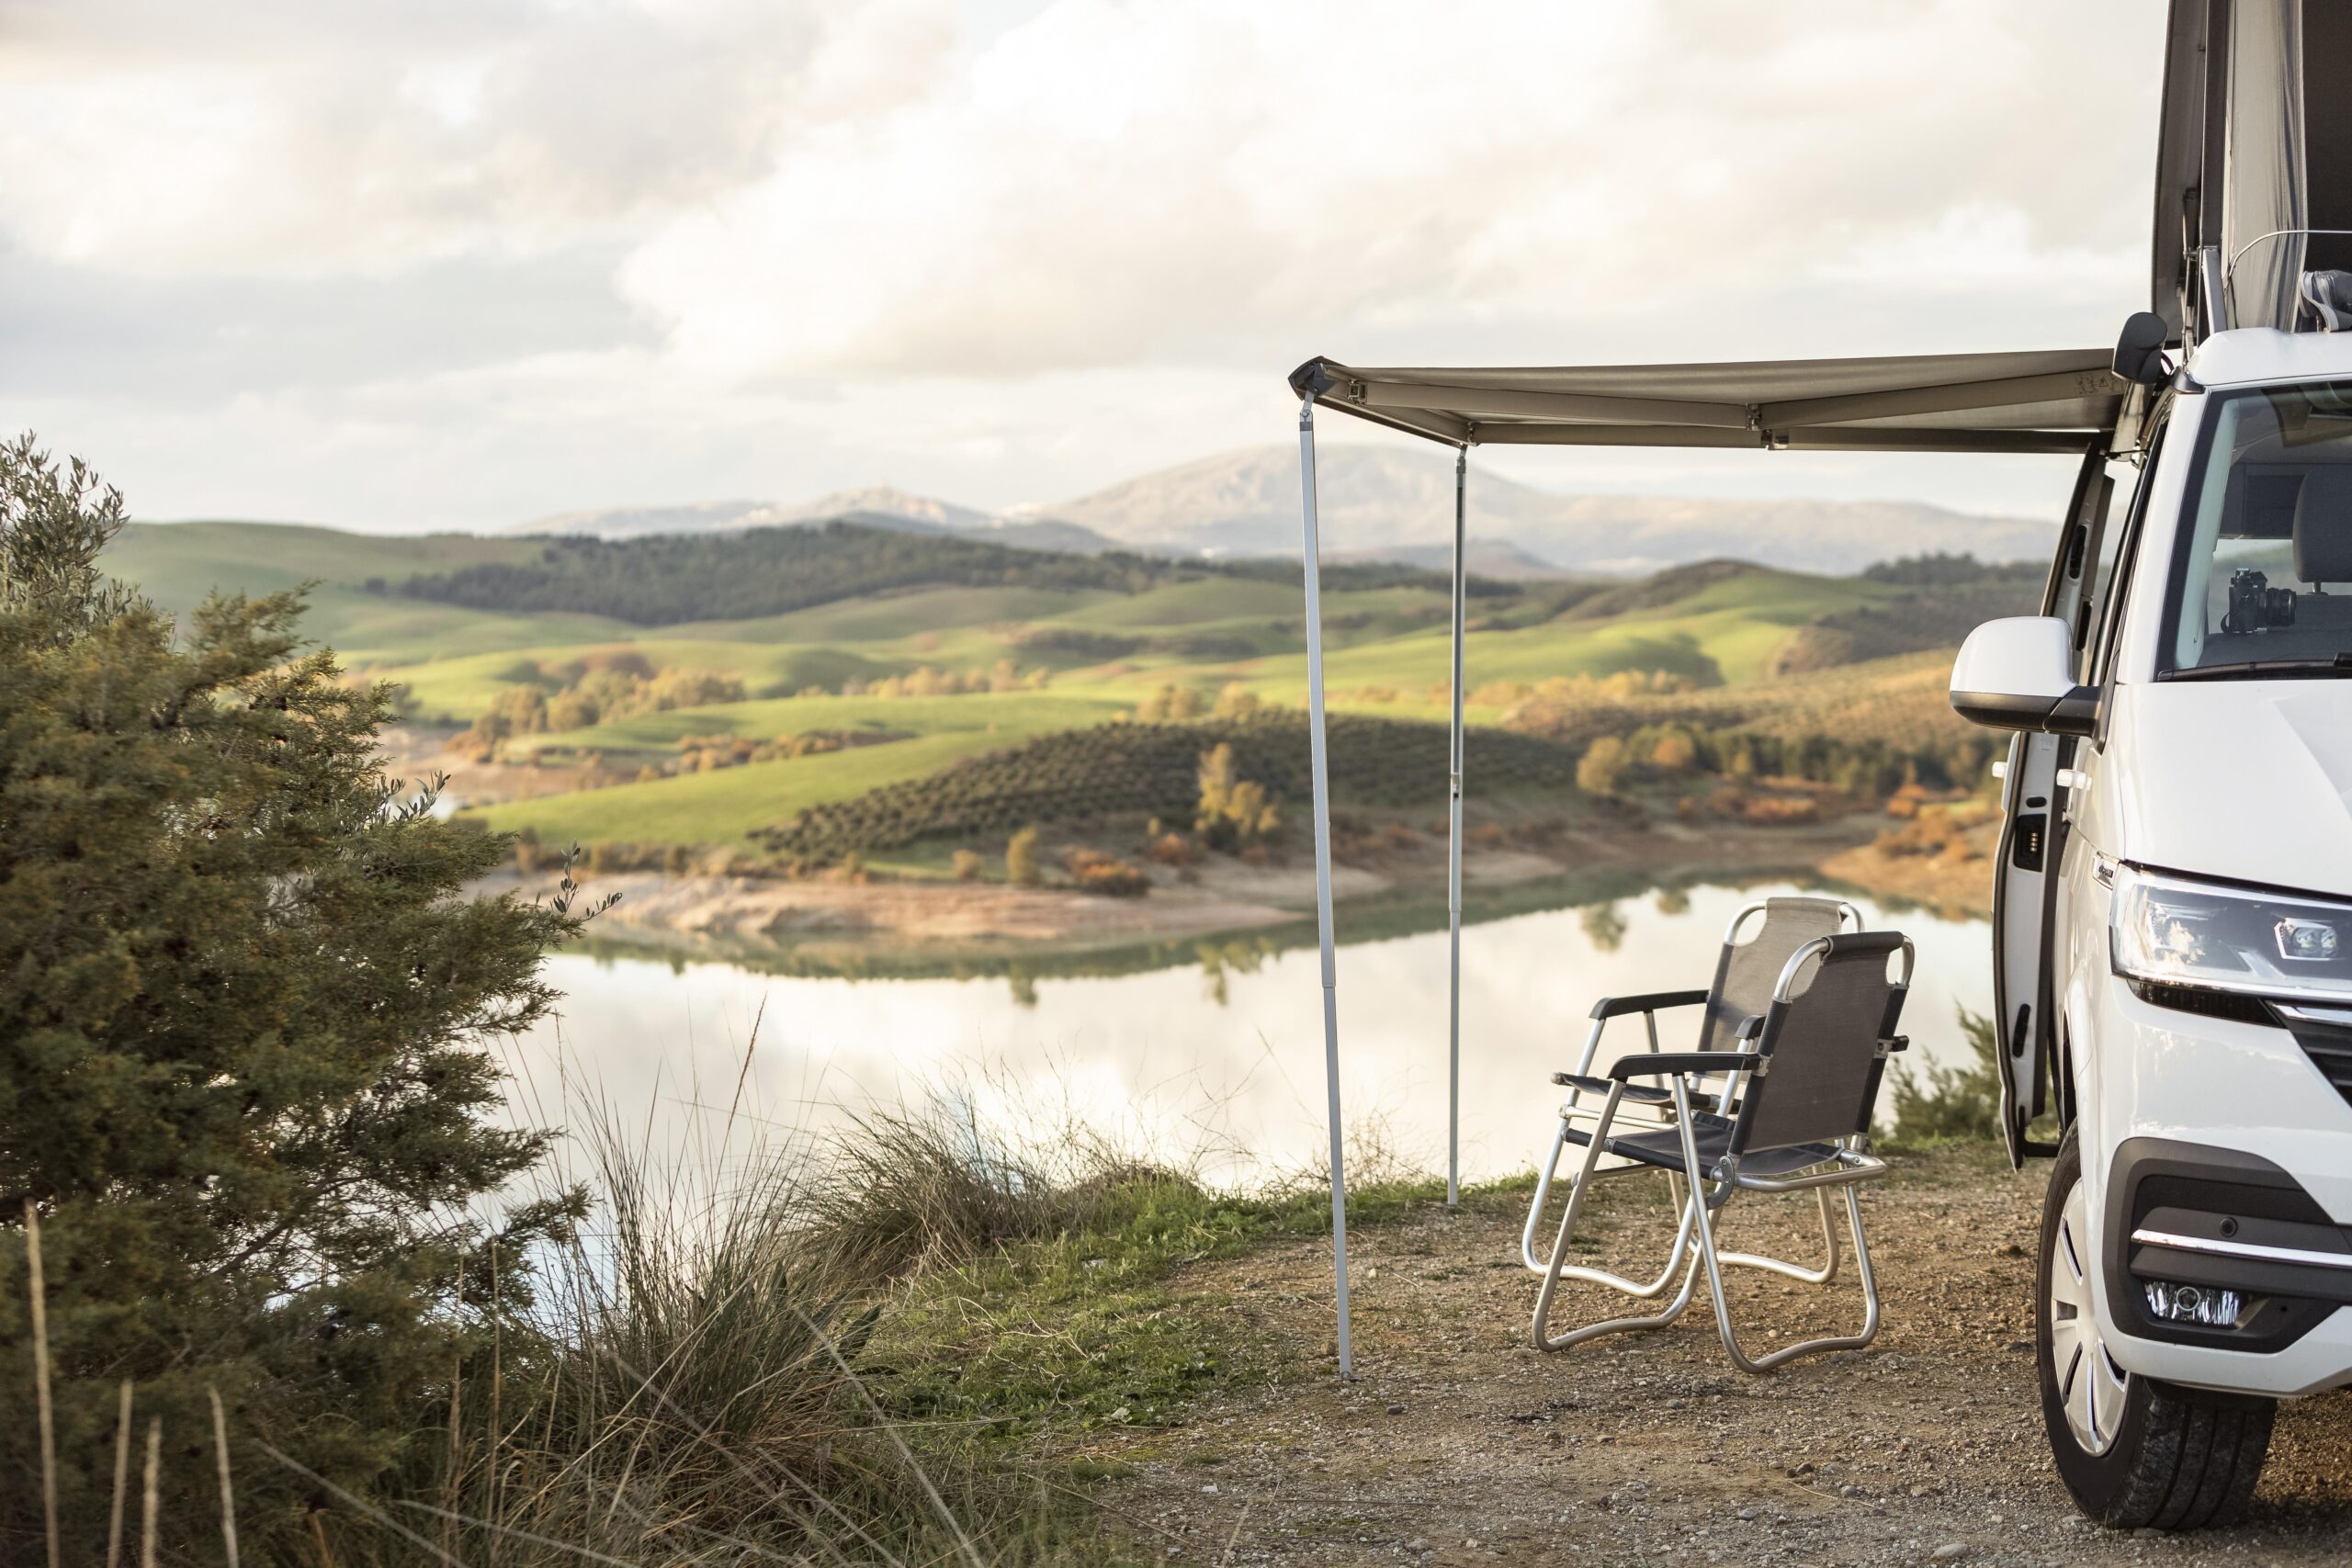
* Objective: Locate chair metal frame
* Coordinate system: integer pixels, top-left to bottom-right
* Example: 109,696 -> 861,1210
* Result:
1530,930 -> 1913,1372
1519,898 -> 1860,1292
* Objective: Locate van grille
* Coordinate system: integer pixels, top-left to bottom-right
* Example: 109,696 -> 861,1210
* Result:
2275,1007 -> 2352,1110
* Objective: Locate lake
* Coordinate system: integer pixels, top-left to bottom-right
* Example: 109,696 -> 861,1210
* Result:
500,876 -> 1992,1192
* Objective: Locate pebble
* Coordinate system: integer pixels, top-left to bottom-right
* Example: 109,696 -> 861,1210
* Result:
1931,1546 -> 1969,1562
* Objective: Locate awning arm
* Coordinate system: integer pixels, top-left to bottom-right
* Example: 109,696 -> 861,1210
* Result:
1295,394 -> 1354,1381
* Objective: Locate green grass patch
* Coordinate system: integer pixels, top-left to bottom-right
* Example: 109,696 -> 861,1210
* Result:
872,1174 -> 1456,1443
467,730 -> 992,846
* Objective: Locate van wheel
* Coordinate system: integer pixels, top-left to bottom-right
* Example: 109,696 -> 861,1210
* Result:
2037,1128 -> 2274,1529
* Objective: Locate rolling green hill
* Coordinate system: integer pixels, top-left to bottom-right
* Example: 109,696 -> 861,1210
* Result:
97,518 -> 2027,857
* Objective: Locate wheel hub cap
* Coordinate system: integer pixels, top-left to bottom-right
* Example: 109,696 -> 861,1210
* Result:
2050,1177 -> 2130,1456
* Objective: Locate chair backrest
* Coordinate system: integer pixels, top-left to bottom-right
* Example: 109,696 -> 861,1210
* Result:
1694,897 -> 1856,1054
1728,931 -> 1913,1156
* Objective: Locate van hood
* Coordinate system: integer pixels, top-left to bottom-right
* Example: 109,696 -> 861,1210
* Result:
2110,682 -> 2352,899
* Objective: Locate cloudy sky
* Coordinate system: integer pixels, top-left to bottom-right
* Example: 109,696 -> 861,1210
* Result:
1,0 -> 2163,531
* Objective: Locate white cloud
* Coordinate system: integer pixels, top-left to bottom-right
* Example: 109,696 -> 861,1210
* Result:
0,0 -> 2165,525
616,0 -> 2155,378
0,0 -> 842,274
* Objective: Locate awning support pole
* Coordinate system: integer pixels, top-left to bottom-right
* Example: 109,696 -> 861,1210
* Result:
1445,445 -> 1467,1211
1297,397 -> 1353,1381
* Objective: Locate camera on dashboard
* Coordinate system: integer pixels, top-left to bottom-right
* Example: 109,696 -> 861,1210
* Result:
2223,569 -> 2297,634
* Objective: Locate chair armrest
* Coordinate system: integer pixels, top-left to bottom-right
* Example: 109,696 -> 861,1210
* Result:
1735,1014 -> 1766,1042
1610,1052 -> 1757,1081
1552,1070 -> 1672,1106
1589,988 -> 1710,1021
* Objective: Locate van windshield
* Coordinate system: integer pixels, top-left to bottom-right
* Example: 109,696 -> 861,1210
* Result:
2162,380 -> 2352,678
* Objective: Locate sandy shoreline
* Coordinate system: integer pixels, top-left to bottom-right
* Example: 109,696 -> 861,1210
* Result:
473,814 -> 1920,964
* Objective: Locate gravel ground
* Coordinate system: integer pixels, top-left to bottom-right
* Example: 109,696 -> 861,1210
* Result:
1095,1148 -> 2352,1566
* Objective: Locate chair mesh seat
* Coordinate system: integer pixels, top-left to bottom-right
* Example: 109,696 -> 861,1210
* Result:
1563,1115 -> 1844,1179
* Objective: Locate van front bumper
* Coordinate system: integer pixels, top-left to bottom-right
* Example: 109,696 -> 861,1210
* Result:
2086,979 -> 2352,1396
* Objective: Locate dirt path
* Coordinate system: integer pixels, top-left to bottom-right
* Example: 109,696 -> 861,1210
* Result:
1090,1152 -> 2352,1565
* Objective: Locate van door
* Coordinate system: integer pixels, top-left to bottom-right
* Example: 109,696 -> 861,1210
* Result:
1990,446 -> 2113,1168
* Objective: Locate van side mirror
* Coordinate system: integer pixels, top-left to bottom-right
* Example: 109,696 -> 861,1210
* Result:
2113,310 -> 2171,388
1949,616 -> 2098,737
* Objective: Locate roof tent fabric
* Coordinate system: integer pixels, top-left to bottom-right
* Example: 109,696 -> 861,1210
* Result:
2153,0 -> 2227,337
1287,348 -> 2122,454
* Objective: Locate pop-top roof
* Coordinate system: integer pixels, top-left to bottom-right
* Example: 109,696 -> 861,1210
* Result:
1288,347 -> 2125,455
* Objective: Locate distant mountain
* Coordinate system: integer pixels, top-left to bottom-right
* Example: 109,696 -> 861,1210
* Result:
758,486 -> 996,532
511,486 -> 1133,558
505,446 -> 2054,577
1043,444 -> 2056,577
514,486 -> 997,540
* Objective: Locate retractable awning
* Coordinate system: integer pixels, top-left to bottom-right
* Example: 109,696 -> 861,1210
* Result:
1287,346 -> 2125,454
1284,344 -> 2128,1381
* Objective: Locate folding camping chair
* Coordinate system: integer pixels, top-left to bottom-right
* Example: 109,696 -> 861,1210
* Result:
1530,928 -> 1912,1371
1520,897 -> 1860,1292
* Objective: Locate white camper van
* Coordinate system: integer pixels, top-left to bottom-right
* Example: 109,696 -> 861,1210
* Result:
1952,322 -> 2352,1528
1941,1 -> 2352,1529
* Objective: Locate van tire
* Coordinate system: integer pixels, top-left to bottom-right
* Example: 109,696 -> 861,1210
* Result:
2037,1128 -> 2274,1529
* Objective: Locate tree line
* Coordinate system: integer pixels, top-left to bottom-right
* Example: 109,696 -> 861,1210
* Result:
397,520 -> 1521,627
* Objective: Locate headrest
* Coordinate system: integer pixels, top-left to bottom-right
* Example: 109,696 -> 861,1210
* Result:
2293,468 -> 2352,583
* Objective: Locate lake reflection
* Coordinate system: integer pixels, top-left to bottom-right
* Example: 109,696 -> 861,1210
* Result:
503,880 -> 1991,1190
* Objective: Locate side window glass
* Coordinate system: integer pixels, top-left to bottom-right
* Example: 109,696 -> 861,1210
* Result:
2090,421 -> 2166,685
2079,469 -> 2135,682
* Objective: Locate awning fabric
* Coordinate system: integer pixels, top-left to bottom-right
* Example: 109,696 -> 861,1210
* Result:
1288,347 -> 2125,455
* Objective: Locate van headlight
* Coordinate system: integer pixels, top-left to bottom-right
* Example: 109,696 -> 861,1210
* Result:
2111,866 -> 2352,1005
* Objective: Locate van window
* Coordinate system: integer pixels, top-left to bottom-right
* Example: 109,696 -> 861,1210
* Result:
2159,381 -> 2352,677
2076,468 -> 2126,682
2091,422 -> 2165,687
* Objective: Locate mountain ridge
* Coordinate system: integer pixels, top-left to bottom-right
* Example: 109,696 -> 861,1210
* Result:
504,445 -> 2054,577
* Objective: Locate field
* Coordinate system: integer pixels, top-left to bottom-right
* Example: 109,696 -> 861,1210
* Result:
101,520 -> 2028,864
470,694 -> 1125,848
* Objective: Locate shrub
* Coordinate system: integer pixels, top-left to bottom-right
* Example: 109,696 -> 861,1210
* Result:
952,848 -> 984,881
801,1091 -> 1182,1280
1146,831 -> 1197,867
1065,848 -> 1150,897
0,435 -> 607,1558
1741,794 -> 1820,825
1577,734 -> 1629,795
1196,741 -> 1280,851
1892,1007 -> 2003,1143
1006,826 -> 1041,886
1134,682 -> 1204,722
